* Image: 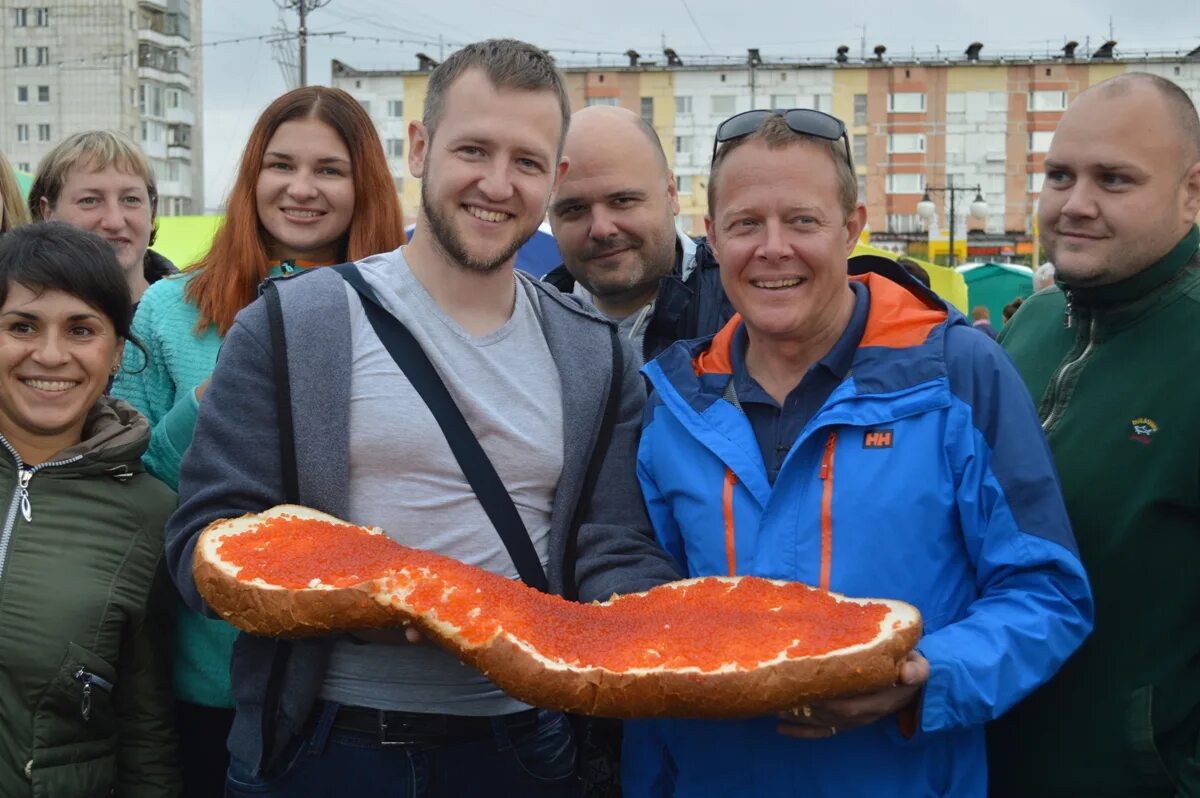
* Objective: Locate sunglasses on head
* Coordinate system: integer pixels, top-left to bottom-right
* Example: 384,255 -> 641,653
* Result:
711,108 -> 854,173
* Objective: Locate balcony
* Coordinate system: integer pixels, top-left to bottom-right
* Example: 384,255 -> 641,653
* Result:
167,144 -> 191,160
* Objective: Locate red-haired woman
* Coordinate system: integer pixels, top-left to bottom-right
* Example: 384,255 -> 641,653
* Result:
111,86 -> 405,796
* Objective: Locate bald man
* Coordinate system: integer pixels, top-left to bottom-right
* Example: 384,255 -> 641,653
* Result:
989,73 -> 1200,796
545,105 -> 733,363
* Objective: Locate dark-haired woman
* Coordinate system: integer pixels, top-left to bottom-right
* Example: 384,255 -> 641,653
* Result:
0,222 -> 179,796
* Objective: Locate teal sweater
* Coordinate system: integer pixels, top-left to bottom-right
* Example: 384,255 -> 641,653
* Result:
113,265 -> 298,708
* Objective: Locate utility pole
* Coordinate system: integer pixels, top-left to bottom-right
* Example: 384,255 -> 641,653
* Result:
275,0 -> 331,87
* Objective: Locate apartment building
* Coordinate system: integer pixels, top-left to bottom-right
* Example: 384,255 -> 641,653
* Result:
1,0 -> 203,215
331,44 -> 1200,264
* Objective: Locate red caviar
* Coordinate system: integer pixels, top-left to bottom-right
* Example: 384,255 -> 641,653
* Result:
219,516 -> 889,672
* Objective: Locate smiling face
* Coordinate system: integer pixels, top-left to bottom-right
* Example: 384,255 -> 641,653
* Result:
255,117 -> 356,264
1040,83 -> 1200,287
550,107 -> 680,317
408,68 -> 567,274
0,283 -> 122,461
43,163 -> 152,279
706,138 -> 865,349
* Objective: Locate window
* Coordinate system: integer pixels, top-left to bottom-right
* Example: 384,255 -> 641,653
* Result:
35,7 -> 48,25
393,176 -> 403,193
945,133 -> 965,155
585,96 -> 617,107
1028,90 -> 1067,111
358,99 -> 371,116
674,95 -> 692,114
852,135 -> 867,164
813,94 -> 832,114
36,47 -> 49,65
1027,172 -> 1045,193
167,161 -> 180,181
888,93 -> 925,113
771,94 -> 796,110
15,48 -> 28,67
16,86 -> 28,103
387,138 -> 404,158
886,213 -> 924,233
711,95 -> 736,115
886,173 -> 925,194
138,85 -> 146,113
13,8 -> 27,26
141,121 -> 147,142
676,175 -> 693,194
16,124 -> 30,143
857,174 -> 867,202
639,97 -> 654,126
387,99 -> 403,118
853,94 -> 867,125
887,134 -> 926,153
1028,131 -> 1054,152
130,88 -> 136,107
37,85 -> 49,102
988,91 -> 1008,111
675,135 -> 693,154
17,162 -> 30,173
167,89 -> 179,109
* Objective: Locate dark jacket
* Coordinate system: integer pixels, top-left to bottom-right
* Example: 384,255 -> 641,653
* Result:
0,398 -> 179,797
989,226 -> 1200,797
143,249 -> 178,285
165,259 -> 681,777
544,234 -> 735,363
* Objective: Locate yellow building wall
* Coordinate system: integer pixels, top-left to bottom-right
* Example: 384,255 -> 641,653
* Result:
945,65 -> 1008,92
401,74 -> 430,224
832,68 -> 870,237
1087,63 -> 1127,86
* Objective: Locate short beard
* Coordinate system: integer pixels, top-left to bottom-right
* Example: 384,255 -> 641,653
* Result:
421,181 -> 532,274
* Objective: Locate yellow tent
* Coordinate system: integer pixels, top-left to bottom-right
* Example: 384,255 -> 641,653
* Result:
150,215 -> 225,270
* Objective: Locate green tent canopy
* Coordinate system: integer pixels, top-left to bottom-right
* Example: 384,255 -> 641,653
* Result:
955,262 -> 1034,328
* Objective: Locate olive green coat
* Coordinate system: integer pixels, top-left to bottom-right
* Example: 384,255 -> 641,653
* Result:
0,398 -> 180,797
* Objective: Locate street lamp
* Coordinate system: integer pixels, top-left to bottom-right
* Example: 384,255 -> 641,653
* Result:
916,176 -> 988,267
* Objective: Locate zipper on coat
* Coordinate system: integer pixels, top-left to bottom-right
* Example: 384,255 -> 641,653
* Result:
1063,290 -> 1074,329
74,667 -> 114,721
0,436 -> 84,584
722,469 -> 738,575
818,431 -> 838,592
1041,315 -> 1096,433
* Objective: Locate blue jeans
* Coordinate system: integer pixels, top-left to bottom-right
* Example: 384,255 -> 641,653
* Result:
225,702 -> 581,797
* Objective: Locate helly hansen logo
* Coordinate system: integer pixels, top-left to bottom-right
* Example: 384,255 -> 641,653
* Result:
863,429 -> 894,449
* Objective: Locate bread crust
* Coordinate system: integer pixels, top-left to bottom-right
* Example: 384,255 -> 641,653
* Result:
194,506 -> 923,719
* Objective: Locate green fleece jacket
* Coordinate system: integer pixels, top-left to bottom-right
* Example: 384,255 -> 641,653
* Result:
989,227 -> 1200,797
0,398 -> 179,797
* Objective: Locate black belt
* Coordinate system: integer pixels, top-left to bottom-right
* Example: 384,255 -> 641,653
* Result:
331,705 -> 539,746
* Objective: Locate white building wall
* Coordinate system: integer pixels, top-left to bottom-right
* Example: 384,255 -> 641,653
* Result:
0,0 -> 203,214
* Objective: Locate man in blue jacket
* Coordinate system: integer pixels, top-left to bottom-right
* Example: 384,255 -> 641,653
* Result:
626,108 -> 1094,797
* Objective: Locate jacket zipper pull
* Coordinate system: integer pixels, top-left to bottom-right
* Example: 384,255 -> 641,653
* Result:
73,668 -> 113,721
1063,291 -> 1074,329
18,468 -> 32,522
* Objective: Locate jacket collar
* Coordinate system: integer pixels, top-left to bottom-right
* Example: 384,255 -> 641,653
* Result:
1064,225 -> 1199,307
691,271 -> 950,380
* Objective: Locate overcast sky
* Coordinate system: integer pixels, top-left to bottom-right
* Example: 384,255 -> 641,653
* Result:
199,0 -> 1200,209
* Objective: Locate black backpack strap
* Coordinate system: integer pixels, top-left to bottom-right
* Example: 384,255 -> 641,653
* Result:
562,324 -> 624,602
333,263 -> 550,594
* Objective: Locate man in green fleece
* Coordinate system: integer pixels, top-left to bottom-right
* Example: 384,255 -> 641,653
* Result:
988,72 -> 1200,796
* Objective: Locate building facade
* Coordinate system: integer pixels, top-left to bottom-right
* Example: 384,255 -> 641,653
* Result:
1,0 -> 203,215
331,46 -> 1200,265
